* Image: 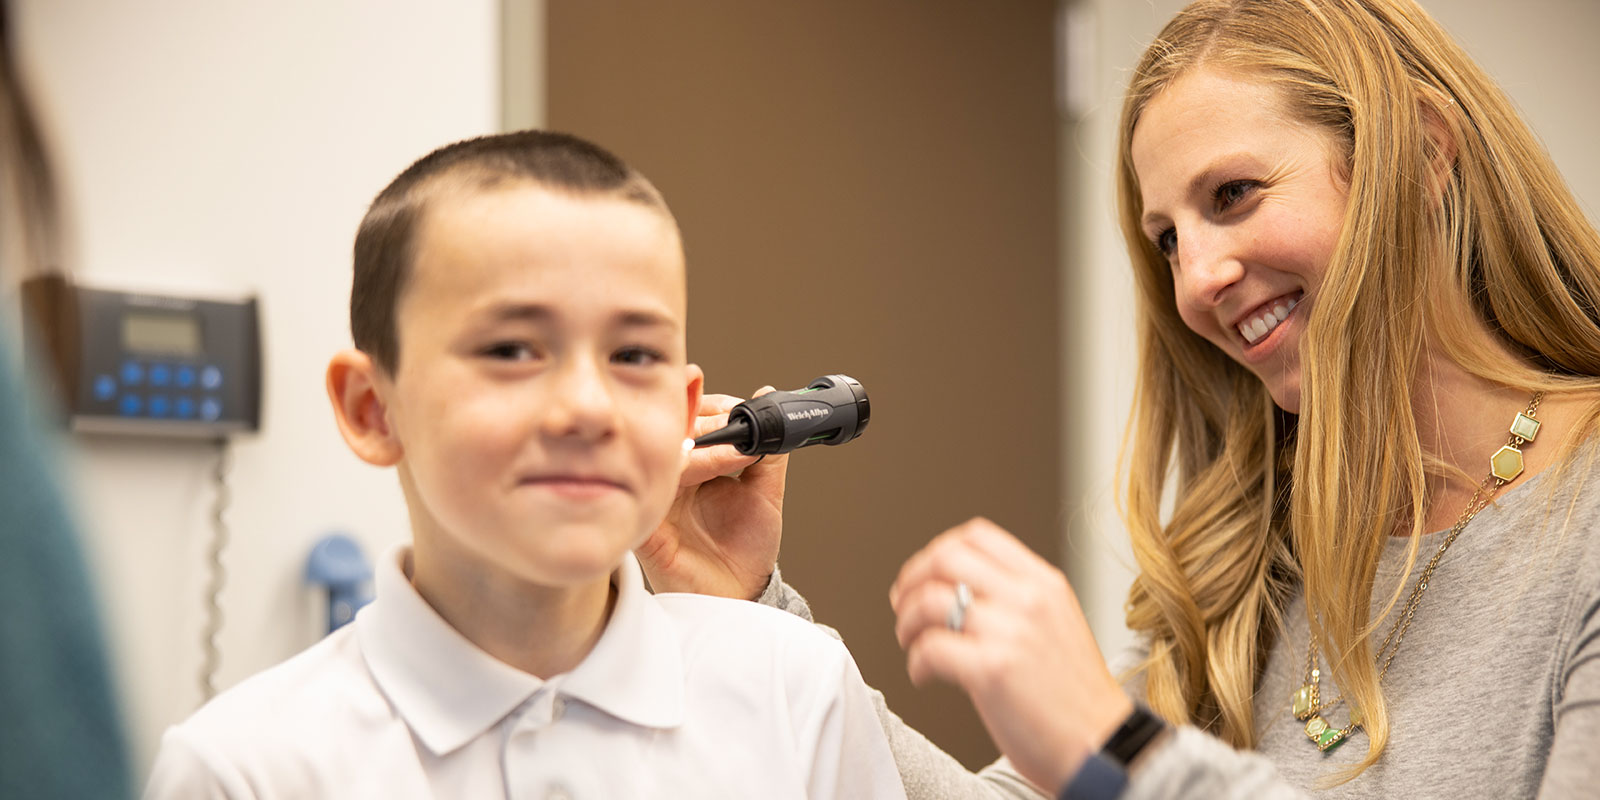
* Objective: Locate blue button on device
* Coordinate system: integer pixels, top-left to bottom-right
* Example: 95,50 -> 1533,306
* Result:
200,366 -> 222,390
119,395 -> 142,417
200,397 -> 222,421
93,375 -> 117,401
120,361 -> 143,386
175,397 -> 196,419
148,364 -> 171,387
148,395 -> 171,418
175,366 -> 196,389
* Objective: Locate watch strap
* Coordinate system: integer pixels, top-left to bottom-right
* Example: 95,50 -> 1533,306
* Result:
1101,705 -> 1165,768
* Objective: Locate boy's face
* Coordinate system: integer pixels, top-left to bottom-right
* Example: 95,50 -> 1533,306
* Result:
379,183 -> 700,588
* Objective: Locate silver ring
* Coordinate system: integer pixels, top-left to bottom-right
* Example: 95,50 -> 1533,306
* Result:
946,582 -> 973,633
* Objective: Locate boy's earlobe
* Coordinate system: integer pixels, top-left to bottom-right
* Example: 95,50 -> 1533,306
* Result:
326,349 -> 403,467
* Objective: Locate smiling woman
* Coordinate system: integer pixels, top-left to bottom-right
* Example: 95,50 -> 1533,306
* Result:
656,0 -> 1600,798
1131,69 -> 1350,412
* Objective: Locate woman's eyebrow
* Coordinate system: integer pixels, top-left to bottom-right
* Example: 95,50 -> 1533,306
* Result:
1140,154 -> 1257,230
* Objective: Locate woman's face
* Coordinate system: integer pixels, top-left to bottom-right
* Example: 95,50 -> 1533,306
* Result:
1131,68 -> 1349,413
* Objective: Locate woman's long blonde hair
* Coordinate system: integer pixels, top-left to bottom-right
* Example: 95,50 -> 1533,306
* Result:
1115,0 -> 1600,778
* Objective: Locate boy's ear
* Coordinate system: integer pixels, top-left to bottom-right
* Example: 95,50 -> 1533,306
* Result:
326,349 -> 403,467
683,363 -> 706,437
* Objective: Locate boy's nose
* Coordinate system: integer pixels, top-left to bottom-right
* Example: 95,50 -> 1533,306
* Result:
543,358 -> 617,440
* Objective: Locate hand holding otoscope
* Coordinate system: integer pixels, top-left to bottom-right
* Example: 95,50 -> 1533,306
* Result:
644,374 -> 868,599
693,374 -> 870,456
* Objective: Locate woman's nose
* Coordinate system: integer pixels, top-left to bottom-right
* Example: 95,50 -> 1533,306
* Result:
1174,230 -> 1244,309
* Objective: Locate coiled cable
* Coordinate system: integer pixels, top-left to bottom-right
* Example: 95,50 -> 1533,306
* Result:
198,437 -> 231,702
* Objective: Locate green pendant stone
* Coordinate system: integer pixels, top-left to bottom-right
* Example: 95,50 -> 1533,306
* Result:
1510,412 -> 1541,442
1317,728 -> 1348,752
1293,686 -> 1312,718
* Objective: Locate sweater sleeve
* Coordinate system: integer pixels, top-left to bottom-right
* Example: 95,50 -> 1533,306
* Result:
1121,727 -> 1308,800
1536,549 -> 1600,797
760,574 -> 1321,799
757,571 -> 1049,799
1095,641 -> 1312,799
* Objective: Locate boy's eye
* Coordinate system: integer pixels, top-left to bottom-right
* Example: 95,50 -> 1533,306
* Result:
482,342 -> 538,361
612,346 -> 665,367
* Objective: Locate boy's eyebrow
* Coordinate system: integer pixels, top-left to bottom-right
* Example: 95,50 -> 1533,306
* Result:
614,309 -> 680,331
481,303 -> 680,330
484,303 -> 555,323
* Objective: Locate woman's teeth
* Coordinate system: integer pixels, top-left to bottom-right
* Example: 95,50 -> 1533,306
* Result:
1238,296 -> 1298,345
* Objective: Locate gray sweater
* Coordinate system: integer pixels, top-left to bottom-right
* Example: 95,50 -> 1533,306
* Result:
761,451 -> 1600,798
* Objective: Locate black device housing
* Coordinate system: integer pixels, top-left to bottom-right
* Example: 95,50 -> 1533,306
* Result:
695,374 -> 869,456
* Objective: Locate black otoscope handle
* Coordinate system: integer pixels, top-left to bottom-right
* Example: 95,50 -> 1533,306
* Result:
693,374 -> 870,456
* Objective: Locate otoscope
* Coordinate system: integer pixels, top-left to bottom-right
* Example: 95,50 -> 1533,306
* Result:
693,374 -> 870,456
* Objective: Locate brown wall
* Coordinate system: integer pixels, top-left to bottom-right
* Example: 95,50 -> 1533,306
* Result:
547,0 -> 1061,770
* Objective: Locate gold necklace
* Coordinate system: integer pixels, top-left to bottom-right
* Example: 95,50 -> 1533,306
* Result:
1291,391 -> 1545,752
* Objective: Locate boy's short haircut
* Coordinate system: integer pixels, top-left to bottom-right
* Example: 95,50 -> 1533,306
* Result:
351,130 -> 673,374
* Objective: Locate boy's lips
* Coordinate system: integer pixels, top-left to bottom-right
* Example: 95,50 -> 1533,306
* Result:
519,474 -> 630,498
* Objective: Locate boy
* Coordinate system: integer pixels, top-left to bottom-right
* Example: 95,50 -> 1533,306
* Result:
144,131 -> 907,799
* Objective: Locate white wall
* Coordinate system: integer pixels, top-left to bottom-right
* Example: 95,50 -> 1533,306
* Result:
12,0 -> 503,779
1066,0 -> 1600,657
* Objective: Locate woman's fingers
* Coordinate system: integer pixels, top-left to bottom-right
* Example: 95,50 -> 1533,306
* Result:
890,518 -> 1023,608
960,518 -> 1058,576
903,625 -> 985,689
893,579 -> 965,649
680,391 -> 768,486
696,392 -> 744,418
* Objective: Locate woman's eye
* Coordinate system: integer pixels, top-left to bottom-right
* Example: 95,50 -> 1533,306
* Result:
612,346 -> 665,367
1154,228 -> 1177,257
1213,180 -> 1258,212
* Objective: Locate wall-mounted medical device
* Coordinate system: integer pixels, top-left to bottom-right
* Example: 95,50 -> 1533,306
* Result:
21,275 -> 262,437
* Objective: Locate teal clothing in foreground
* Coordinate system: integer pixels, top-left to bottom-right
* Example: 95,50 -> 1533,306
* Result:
0,342 -> 131,798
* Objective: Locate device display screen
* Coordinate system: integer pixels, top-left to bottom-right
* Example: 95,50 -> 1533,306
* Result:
122,311 -> 201,357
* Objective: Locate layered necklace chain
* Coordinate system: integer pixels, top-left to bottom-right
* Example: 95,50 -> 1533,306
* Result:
1292,391 -> 1545,752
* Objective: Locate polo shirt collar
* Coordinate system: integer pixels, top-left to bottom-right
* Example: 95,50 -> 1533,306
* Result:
561,551 -> 685,730
356,546 -> 685,757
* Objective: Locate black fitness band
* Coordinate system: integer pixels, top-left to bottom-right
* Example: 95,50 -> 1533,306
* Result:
1102,705 -> 1166,768
1059,705 -> 1167,800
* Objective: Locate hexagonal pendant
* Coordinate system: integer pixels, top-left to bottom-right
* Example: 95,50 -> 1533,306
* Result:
1491,445 -> 1525,481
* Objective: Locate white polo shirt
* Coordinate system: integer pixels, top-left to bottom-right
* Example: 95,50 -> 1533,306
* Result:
145,546 -> 906,800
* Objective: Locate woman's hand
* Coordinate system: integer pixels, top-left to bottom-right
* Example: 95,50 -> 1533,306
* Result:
635,390 -> 790,600
890,517 -> 1133,793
